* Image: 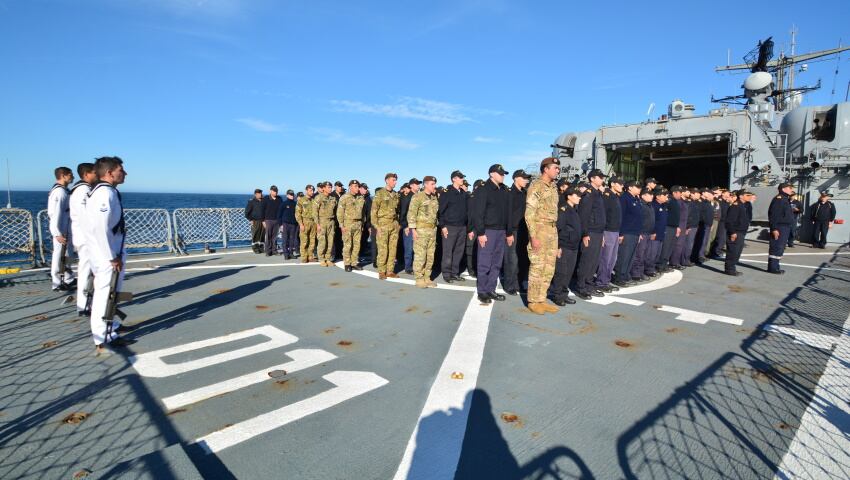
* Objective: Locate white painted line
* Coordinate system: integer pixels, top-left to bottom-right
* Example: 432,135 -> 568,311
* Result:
655,306 -> 744,326
126,263 -> 319,272
340,262 -> 502,293
614,270 -> 683,295
585,295 -> 645,306
738,259 -> 850,273
764,326 -> 839,351
775,312 -> 850,480
130,326 -> 298,378
741,252 -> 850,257
394,294 -> 494,480
127,249 -> 254,264
162,348 -> 337,410
194,370 -> 389,454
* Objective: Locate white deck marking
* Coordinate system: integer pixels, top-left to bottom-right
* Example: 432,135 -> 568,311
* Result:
764,326 -> 839,351
738,259 -> 850,273
161,348 -> 336,410
740,252 -> 850,257
339,262 -> 504,293
655,306 -> 744,325
775,312 -> 850,480
126,249 -> 254,264
614,270 -> 683,294
585,295 -> 645,306
126,263 -> 319,272
394,294 -> 493,480
130,326 -> 298,378
193,371 -> 388,454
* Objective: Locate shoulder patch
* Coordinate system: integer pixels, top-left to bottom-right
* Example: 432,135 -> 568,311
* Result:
775,195 -> 782,199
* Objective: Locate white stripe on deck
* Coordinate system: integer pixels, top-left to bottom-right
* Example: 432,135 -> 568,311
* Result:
393,294 -> 494,480
194,371 -> 388,454
775,312 -> 850,480
340,262 -> 504,294
130,326 -> 298,378
655,306 -> 744,326
738,259 -> 850,273
162,348 -> 337,410
125,262 -> 320,272
740,252 -> 850,257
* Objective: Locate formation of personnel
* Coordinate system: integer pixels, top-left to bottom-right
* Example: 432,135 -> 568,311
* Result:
47,157 -> 134,351
239,157 -> 830,315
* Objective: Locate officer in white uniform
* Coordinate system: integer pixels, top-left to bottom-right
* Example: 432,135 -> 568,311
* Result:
47,167 -> 76,291
86,157 -> 133,348
69,162 -> 97,314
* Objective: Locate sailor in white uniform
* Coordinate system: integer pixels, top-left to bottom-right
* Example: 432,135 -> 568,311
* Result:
69,162 -> 97,315
86,157 -> 133,348
47,167 -> 76,291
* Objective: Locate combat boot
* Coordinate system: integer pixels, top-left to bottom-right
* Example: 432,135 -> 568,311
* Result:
379,273 -> 387,280
528,302 -> 547,315
426,280 -> 438,288
416,279 -> 427,288
541,302 -> 559,313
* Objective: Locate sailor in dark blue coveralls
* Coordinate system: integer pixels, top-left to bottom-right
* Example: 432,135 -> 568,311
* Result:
767,183 -> 795,274
724,189 -> 753,276
549,187 -> 582,305
612,180 -> 643,286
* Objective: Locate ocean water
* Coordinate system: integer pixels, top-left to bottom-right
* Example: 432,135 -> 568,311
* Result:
5,190 -> 253,217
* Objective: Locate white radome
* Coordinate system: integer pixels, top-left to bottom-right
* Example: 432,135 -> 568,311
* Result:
744,71 -> 773,91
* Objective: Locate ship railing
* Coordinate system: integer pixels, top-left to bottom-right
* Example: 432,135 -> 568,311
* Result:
172,208 -> 251,255
0,208 -> 37,267
35,208 -> 174,266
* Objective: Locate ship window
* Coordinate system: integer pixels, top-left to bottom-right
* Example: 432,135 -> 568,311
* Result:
812,106 -> 837,142
609,151 -> 643,181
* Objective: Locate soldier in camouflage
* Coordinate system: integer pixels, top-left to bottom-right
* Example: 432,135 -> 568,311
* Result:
524,157 -> 561,315
371,173 -> 400,280
313,181 -> 338,266
296,184 -> 317,263
337,179 -> 365,272
408,176 -> 439,288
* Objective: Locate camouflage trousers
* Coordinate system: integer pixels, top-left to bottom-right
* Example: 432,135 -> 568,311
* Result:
341,223 -> 363,266
375,221 -> 399,274
413,227 -> 436,280
316,222 -> 335,262
300,223 -> 316,260
526,224 -> 558,303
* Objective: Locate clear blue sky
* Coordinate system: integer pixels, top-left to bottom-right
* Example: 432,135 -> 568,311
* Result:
1,0 -> 848,193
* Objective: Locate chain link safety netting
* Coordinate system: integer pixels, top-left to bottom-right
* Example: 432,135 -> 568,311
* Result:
0,209 -> 35,265
173,208 -> 251,254
36,209 -> 173,265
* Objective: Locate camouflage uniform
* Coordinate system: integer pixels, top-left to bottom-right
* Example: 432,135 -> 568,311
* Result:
524,178 -> 559,303
407,191 -> 439,281
313,193 -> 338,264
370,188 -> 400,274
336,192 -> 365,266
295,195 -> 316,261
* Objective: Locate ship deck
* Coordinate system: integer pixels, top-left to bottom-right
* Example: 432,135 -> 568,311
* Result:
1,241 -> 848,479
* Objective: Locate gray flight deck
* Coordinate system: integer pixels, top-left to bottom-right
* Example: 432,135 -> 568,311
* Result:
1,242 -> 848,479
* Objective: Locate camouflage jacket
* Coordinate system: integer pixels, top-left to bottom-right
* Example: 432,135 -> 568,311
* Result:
407,191 -> 438,229
524,178 -> 558,238
295,195 -> 314,225
370,188 -> 399,225
336,193 -> 365,227
312,194 -> 338,223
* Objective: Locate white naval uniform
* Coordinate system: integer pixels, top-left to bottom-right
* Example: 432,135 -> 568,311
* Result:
47,183 -> 75,288
69,181 -> 93,312
86,182 -> 126,345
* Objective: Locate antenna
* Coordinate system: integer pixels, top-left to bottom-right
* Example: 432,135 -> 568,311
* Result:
5,159 -> 11,208
646,102 -> 655,120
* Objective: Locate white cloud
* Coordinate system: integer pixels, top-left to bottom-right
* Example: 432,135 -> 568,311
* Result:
473,136 -> 502,143
236,118 -> 285,132
330,96 -> 501,124
312,128 -> 420,150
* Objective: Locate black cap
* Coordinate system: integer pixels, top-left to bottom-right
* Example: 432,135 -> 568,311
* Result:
778,182 -> 793,189
625,180 -> 641,189
489,164 -> 507,175
348,179 -> 359,186
334,181 -> 344,187
737,188 -> 754,196
360,183 -> 368,190
270,185 -> 278,192
640,188 -> 654,196
286,189 -> 294,195
512,169 -> 531,179
820,191 -> 833,197
557,177 -> 570,187
254,188 -> 262,194
579,182 -> 591,189
473,179 -> 485,188
565,186 -> 581,197
644,177 -> 657,184
462,179 -> 469,186
670,185 -> 682,192
400,183 -> 409,190
609,176 -> 624,186
587,169 -> 607,179
656,188 -> 670,196
451,170 -> 465,179
408,177 -> 421,185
